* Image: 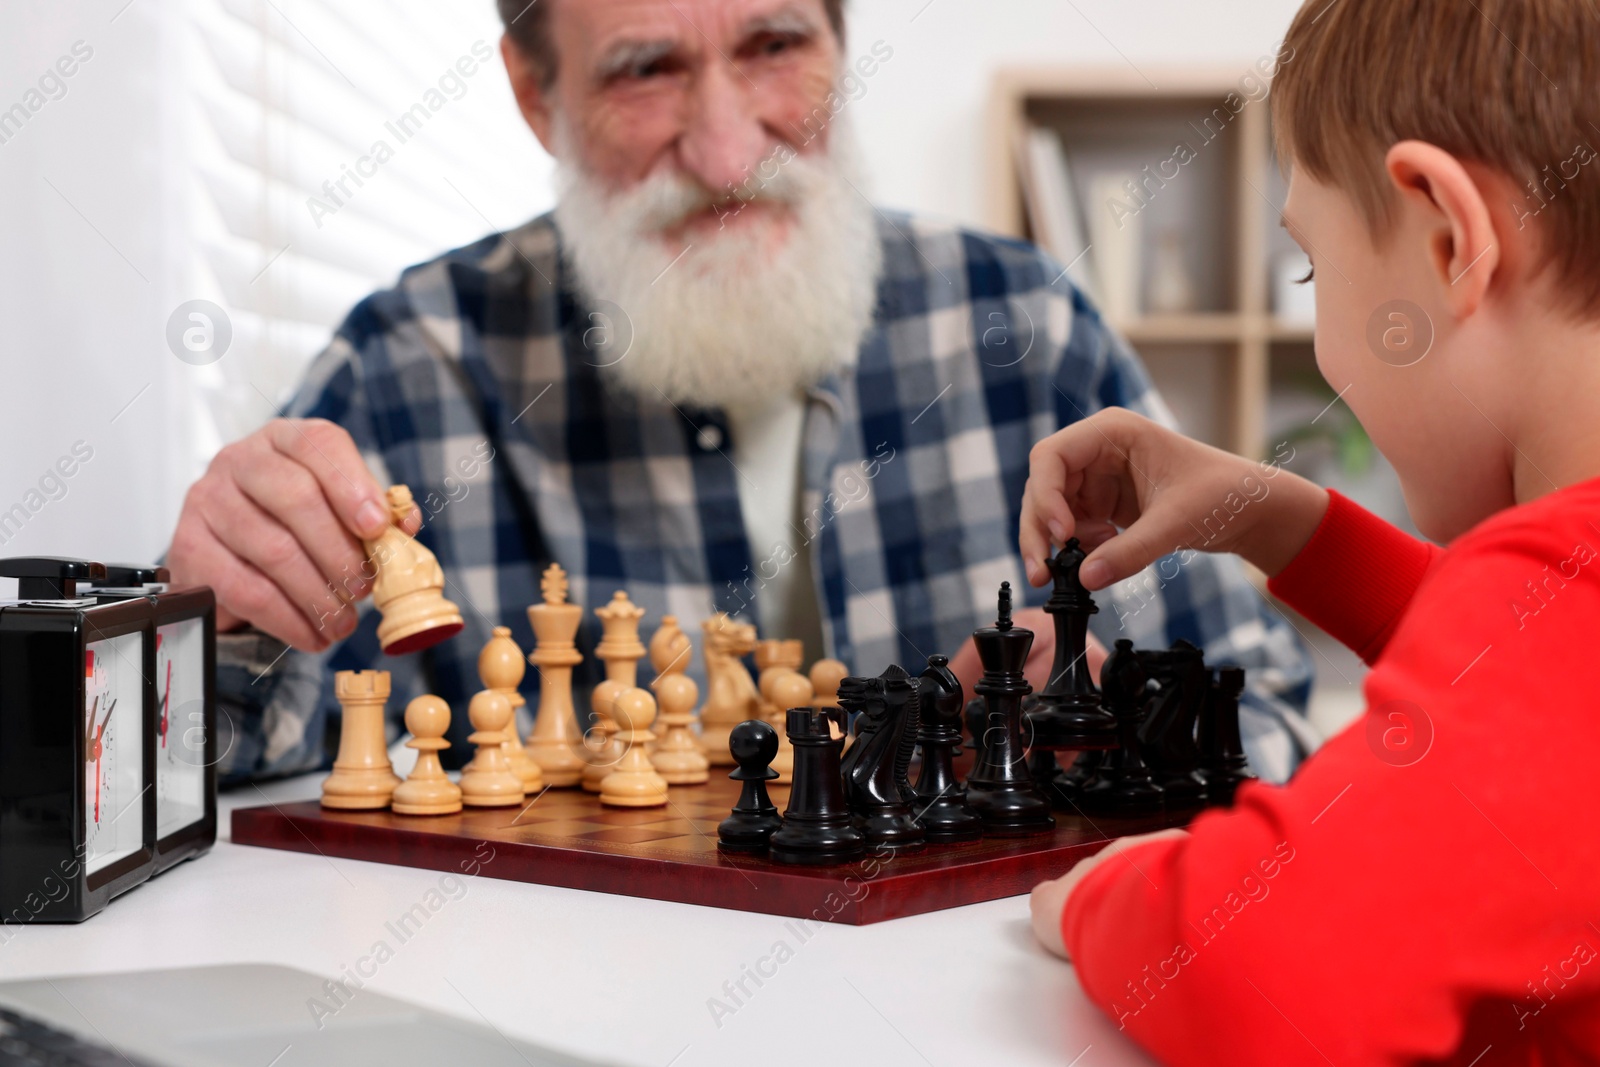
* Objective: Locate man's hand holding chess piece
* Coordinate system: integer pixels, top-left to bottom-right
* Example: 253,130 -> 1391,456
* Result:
165,418 -> 461,656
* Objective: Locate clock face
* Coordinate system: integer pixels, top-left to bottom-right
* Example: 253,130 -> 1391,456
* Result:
83,633 -> 146,875
155,618 -> 207,840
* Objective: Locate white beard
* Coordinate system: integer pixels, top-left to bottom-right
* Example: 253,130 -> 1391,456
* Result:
551,117 -> 883,411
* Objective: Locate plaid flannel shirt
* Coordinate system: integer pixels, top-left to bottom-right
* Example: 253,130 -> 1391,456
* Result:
217,211 -> 1319,784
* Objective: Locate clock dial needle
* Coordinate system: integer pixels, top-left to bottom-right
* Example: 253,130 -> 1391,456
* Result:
90,698 -> 116,825
160,660 -> 172,748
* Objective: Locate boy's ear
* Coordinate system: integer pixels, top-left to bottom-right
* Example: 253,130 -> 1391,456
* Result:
501,34 -> 556,155
1385,141 -> 1500,320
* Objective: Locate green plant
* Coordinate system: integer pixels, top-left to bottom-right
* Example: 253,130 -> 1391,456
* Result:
1272,373 -> 1375,477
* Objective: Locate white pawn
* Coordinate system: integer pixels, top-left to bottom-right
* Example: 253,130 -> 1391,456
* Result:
479,626 -> 543,794
600,688 -> 669,808
459,690 -> 525,808
582,679 -> 627,793
392,696 -> 463,816
651,673 -> 709,785
768,671 -> 814,785
810,659 -> 849,708
811,659 -> 851,743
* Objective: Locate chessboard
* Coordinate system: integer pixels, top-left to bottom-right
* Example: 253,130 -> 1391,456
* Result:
233,548 -> 1248,925
230,776 -> 1190,926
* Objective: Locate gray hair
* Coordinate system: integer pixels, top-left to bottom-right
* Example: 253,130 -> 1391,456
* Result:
497,0 -> 848,90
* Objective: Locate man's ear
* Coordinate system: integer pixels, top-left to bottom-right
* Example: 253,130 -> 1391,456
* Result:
1385,141 -> 1500,320
501,34 -> 556,154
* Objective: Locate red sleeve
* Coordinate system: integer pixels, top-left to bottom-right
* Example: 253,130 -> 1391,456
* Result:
1266,489 -> 1441,664
1060,499 -> 1600,1064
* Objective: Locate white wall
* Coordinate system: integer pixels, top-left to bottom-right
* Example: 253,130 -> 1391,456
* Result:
1,0 -> 1306,574
1,5 -> 176,570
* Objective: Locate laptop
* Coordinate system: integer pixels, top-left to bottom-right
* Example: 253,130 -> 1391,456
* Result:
0,964 -> 611,1066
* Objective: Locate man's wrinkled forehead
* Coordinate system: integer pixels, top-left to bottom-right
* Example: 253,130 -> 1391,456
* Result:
557,0 -> 832,77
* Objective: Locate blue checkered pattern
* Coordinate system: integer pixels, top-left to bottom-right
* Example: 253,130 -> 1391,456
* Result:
216,212 -> 1318,784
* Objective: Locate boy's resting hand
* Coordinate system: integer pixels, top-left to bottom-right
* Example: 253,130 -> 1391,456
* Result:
1029,828 -> 1192,959
1021,408 -> 1330,590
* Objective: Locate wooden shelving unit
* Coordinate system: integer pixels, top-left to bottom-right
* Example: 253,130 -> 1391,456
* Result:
987,66 -> 1305,460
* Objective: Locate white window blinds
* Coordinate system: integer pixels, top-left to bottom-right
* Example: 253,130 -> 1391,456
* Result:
176,0 -> 554,444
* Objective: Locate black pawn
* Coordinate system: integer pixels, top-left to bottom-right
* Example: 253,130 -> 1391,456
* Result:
1196,666 -> 1254,806
965,698 -> 986,757
1048,748 -> 1107,809
1081,639 -> 1164,814
1028,539 -> 1119,749
718,720 -> 784,853
965,582 -> 1056,836
769,707 -> 865,866
1029,749 -> 1059,793
910,655 -> 983,842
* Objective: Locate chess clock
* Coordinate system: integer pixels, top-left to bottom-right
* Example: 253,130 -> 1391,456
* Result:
0,557 -> 217,923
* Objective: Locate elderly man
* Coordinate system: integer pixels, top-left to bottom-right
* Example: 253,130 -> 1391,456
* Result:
165,0 -> 1317,779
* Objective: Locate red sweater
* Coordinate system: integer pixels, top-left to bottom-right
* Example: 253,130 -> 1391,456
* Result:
1061,486 -> 1600,1066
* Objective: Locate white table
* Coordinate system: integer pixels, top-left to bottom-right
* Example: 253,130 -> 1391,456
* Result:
0,773 -> 1156,1067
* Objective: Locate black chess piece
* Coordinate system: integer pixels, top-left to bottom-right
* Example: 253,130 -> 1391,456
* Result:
1135,641 -> 1209,808
1047,748 -> 1107,809
718,720 -> 785,852
839,678 -> 880,790
1196,666 -> 1254,806
965,583 -> 1056,836
1028,749 -> 1060,794
889,665 -> 923,807
1028,539 -> 1119,750
965,698 -> 986,757
769,706 -> 866,866
910,655 -> 983,842
1080,639 -> 1164,814
837,668 -> 925,850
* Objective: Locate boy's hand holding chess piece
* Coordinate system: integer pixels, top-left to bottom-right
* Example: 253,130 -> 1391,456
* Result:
952,407 -> 1325,697
1020,408 -> 1331,596
1010,411 -> 1331,811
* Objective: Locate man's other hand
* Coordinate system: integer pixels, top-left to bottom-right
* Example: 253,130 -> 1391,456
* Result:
948,607 -> 1108,700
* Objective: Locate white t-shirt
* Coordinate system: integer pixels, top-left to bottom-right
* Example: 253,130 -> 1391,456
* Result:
722,391 -> 824,663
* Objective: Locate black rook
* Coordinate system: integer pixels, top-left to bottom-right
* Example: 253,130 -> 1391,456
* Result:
769,706 -> 865,865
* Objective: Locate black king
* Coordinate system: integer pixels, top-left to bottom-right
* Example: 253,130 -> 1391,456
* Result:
964,582 -> 1056,835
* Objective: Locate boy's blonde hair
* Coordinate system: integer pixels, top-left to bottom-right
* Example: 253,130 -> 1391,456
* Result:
1272,0 -> 1600,317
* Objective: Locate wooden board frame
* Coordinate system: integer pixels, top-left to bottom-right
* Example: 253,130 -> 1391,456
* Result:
232,779 -> 1190,925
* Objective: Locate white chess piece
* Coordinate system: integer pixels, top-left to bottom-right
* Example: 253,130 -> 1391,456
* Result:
459,690 -> 525,808
392,695 -> 463,816
651,673 -> 709,785
600,688 -> 669,808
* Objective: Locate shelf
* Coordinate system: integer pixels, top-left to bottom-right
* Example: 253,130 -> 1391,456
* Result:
1268,319 -> 1316,343
990,63 -> 1282,459
1110,314 -> 1316,346
995,66 -> 1261,101
1115,313 -> 1248,344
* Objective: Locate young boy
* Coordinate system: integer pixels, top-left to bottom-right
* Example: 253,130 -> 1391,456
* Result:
1022,0 -> 1600,1062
